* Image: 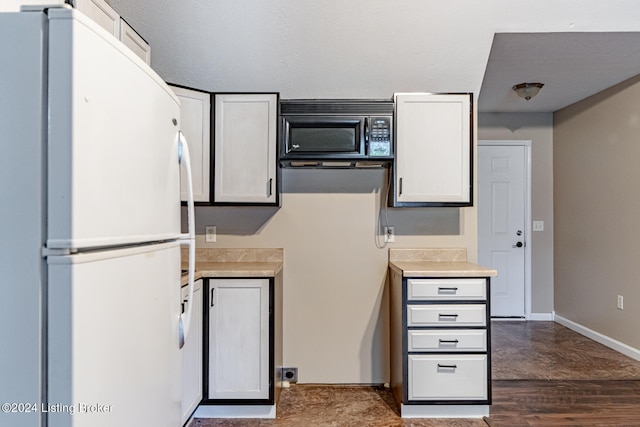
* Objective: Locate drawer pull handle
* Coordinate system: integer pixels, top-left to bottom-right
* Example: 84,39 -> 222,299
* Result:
437,364 -> 458,370
439,339 -> 459,345
438,287 -> 458,294
438,314 -> 459,320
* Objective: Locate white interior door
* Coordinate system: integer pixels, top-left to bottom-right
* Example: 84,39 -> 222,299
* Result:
478,144 -> 527,317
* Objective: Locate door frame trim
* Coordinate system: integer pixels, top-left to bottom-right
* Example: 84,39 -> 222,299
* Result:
478,140 -> 532,319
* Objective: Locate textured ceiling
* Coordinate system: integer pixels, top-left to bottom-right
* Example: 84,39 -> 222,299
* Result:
479,32 -> 640,113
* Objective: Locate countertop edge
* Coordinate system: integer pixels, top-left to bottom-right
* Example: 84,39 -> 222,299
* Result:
388,260 -> 498,278
181,262 -> 283,286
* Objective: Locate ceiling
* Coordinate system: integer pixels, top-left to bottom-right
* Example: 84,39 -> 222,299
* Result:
478,32 -> 640,113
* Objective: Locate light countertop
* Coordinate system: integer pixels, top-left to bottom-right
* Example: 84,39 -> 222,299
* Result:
388,248 -> 497,278
181,248 -> 283,286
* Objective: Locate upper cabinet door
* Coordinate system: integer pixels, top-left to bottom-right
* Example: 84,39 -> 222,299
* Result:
214,93 -> 278,205
170,85 -> 212,203
393,93 -> 473,207
119,18 -> 150,65
74,0 -> 120,37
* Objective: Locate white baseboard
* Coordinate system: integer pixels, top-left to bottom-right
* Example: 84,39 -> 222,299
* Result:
554,314 -> 640,362
400,404 -> 489,418
194,404 -> 276,419
528,312 -> 554,321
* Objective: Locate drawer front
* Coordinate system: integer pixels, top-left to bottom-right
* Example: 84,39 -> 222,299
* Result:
407,304 -> 486,327
407,354 -> 488,401
407,329 -> 487,352
407,278 -> 486,301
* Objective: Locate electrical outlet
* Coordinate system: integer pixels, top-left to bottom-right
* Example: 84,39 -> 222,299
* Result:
205,226 -> 216,243
617,295 -> 624,310
533,221 -> 545,232
384,226 -> 395,243
282,367 -> 298,382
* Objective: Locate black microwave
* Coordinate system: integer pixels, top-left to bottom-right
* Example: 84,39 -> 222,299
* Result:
279,99 -> 394,167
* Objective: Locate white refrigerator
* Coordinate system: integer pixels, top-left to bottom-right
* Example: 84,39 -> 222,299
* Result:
0,7 -> 196,427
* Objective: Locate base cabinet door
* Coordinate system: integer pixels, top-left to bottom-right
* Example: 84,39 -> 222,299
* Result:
181,279 -> 203,423
208,279 -> 270,400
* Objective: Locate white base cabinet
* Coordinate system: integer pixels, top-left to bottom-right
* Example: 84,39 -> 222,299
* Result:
207,279 -> 271,400
181,279 -> 203,424
390,273 -> 491,417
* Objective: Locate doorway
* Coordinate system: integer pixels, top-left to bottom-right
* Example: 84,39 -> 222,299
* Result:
478,140 -> 531,318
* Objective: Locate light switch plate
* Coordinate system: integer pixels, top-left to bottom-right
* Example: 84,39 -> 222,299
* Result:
533,221 -> 544,232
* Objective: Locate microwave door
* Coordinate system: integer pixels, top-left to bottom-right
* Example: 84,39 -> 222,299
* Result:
283,117 -> 365,157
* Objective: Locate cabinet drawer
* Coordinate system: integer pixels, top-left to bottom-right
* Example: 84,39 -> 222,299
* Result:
407,278 -> 486,301
407,304 -> 486,327
407,354 -> 488,401
407,329 -> 487,352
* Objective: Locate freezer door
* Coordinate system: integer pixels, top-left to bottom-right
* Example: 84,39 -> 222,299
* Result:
47,242 -> 181,427
46,9 -> 182,250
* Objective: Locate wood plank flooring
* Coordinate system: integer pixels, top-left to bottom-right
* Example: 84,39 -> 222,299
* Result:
487,321 -> 640,426
193,322 -> 640,426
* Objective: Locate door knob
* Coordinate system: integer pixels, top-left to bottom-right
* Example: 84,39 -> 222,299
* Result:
512,241 -> 524,248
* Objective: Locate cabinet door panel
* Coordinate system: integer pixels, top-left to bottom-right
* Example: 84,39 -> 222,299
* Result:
74,0 -> 120,37
394,93 -> 471,205
214,94 -> 277,204
408,355 -> 487,401
119,18 -> 150,65
181,279 -> 203,423
170,85 -> 211,203
208,279 -> 269,400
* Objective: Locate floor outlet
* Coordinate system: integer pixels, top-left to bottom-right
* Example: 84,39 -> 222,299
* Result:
384,226 -> 395,243
205,226 -> 217,243
617,295 -> 624,310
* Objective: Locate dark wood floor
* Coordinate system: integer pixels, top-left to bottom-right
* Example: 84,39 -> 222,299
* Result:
487,321 -> 640,426
194,321 -> 640,426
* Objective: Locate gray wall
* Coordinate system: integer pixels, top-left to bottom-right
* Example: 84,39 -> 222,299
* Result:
478,113 -> 554,315
554,75 -> 640,350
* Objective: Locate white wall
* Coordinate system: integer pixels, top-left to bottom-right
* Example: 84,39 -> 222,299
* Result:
110,0 -> 640,383
478,113 -> 554,315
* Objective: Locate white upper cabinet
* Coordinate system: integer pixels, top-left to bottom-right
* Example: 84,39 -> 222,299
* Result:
213,93 -> 278,205
170,85 -> 212,203
393,93 -> 472,207
74,0 -> 120,37
119,18 -> 150,65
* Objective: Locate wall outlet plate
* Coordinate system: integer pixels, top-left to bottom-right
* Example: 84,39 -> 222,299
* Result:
282,367 -> 298,382
205,225 -> 216,243
384,226 -> 395,243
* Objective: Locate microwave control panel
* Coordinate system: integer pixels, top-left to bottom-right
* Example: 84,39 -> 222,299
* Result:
368,117 -> 392,157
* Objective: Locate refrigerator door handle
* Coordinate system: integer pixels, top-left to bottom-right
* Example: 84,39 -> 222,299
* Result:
178,131 -> 196,349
